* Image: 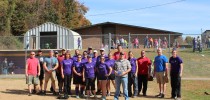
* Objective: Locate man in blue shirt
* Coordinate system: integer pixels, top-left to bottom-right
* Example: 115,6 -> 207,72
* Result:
43,50 -> 58,95
153,48 -> 168,98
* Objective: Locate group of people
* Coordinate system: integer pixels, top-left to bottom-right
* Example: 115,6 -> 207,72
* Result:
0,58 -> 15,75
25,45 -> 183,100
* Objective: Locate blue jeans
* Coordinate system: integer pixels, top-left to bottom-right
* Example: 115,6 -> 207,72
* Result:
128,73 -> 138,97
3,68 -> 8,75
114,76 -> 129,100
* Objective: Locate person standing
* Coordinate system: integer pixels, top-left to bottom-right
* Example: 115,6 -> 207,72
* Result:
82,55 -> 97,99
127,51 -> 138,98
25,52 -> 40,96
36,50 -> 45,94
78,37 -> 81,49
153,48 -> 169,98
113,45 -> 127,60
61,50 -> 74,99
43,50 -> 59,95
2,58 -> 8,75
169,50 -> 183,100
96,56 -> 112,100
87,47 -> 94,58
114,52 -> 131,100
92,50 -> 98,65
137,50 -> 151,96
56,49 -> 66,95
73,54 -> 85,98
72,49 -> 80,62
106,53 -> 116,96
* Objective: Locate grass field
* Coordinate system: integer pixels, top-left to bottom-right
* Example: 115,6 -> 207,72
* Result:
0,78 -> 210,100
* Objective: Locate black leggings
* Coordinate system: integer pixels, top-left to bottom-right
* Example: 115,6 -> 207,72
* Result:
85,78 -> 95,90
64,74 -> 72,95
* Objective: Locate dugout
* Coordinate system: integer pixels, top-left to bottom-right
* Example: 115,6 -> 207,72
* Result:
24,22 -> 82,50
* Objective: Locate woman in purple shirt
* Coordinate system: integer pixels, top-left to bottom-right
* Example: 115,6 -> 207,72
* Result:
106,52 -> 116,96
82,55 -> 97,99
96,56 -> 112,100
169,49 -> 183,100
82,51 -> 88,63
61,50 -> 74,99
128,51 -> 138,98
72,54 -> 85,98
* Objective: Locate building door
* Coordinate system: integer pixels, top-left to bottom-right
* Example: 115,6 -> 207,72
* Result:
40,32 -> 57,49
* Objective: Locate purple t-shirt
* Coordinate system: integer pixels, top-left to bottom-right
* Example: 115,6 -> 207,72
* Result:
105,59 -> 115,74
92,57 -> 97,66
72,55 -> 78,62
73,61 -> 83,73
169,56 -> 183,74
97,62 -> 110,77
82,57 -> 88,63
83,62 -> 95,78
96,55 -> 108,65
62,59 -> 73,75
128,58 -> 137,73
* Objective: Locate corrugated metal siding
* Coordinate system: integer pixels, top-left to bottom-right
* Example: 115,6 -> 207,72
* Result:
24,22 -> 82,50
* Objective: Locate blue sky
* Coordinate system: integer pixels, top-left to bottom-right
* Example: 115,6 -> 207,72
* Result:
79,0 -> 210,35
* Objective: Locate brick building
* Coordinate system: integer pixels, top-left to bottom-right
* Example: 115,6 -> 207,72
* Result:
73,22 -> 182,49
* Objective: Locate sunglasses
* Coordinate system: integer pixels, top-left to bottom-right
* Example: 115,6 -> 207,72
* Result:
30,54 -> 35,55
78,57 -> 82,58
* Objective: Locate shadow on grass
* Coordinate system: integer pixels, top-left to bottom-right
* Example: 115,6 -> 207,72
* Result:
1,89 -> 28,95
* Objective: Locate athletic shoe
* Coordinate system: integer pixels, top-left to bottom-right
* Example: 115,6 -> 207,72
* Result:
96,90 -> 101,95
86,95 -> 90,99
160,94 -> 164,98
80,94 -> 85,98
155,93 -> 162,97
94,95 -> 97,99
101,96 -> 106,100
32,90 -> 36,94
42,91 -> 46,95
176,97 -> 181,100
37,91 -> 43,95
133,95 -> 137,98
76,95 -> 80,99
28,93 -> 32,96
143,94 -> 147,96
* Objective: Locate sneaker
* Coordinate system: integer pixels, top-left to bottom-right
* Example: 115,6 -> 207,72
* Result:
143,94 -> 147,96
28,93 -> 32,96
63,95 -> 69,99
32,90 -> 36,94
76,95 -> 80,99
42,91 -> 46,95
94,95 -> 97,99
86,95 -> 90,99
80,94 -> 85,98
37,91 -> 43,95
53,91 -> 57,95
155,93 -> 162,97
96,90 -> 101,95
160,94 -> 164,98
133,95 -> 137,98
176,97 -> 181,100
101,96 -> 106,100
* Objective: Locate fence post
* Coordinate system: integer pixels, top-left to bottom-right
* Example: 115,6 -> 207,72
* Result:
128,33 -> 131,51
168,34 -> 171,57
109,33 -> 112,51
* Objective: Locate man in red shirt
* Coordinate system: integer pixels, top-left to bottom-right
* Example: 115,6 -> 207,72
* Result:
56,49 -> 66,94
137,50 -> 151,96
25,51 -> 40,96
113,45 -> 127,60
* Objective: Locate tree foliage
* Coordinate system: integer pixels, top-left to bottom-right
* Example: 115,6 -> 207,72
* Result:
0,0 -> 91,36
185,36 -> 193,45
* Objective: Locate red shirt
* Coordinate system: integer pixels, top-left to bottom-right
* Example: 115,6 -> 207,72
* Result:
113,51 -> 127,60
57,55 -> 65,73
27,58 -> 39,76
137,57 -> 151,75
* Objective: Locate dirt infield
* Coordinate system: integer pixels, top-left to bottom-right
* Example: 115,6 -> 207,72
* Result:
0,78 -> 173,100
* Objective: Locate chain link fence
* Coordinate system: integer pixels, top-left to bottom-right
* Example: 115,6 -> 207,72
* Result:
0,34 -> 210,77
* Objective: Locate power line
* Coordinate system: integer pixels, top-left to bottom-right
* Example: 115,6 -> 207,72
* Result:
86,0 -> 186,17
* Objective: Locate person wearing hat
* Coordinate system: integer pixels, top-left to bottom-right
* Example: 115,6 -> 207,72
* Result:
87,47 -> 94,58
96,48 -> 108,95
43,50 -> 59,95
82,55 -> 97,99
36,50 -> 45,94
54,51 -> 59,58
92,50 -> 98,65
61,50 -> 74,99
114,52 -> 131,100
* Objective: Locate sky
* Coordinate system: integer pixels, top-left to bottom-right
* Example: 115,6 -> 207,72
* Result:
79,0 -> 210,35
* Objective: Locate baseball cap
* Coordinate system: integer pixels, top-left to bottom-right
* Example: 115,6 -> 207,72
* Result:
49,50 -> 54,53
93,50 -> 97,53
66,50 -> 70,54
54,51 -> 58,54
87,55 -> 92,58
100,48 -> 105,51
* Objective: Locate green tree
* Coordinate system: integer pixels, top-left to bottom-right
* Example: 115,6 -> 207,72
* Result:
185,36 -> 193,45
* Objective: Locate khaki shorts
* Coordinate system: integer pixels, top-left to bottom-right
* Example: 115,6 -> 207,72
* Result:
26,75 -> 39,85
156,72 -> 166,84
45,71 -> 56,82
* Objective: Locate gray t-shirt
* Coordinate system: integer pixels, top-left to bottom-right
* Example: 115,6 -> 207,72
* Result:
44,57 -> 58,72
114,59 -> 131,77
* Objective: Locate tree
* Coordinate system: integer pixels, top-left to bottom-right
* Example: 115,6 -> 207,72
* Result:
185,36 -> 193,45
